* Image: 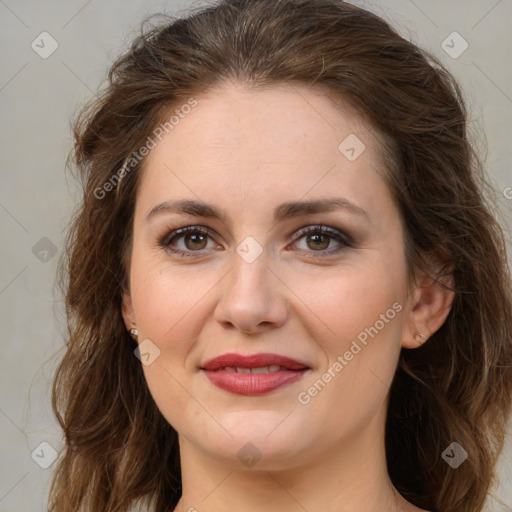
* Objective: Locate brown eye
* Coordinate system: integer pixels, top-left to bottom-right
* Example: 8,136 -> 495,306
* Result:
160,226 -> 217,257
291,225 -> 352,256
182,232 -> 208,250
305,233 -> 330,251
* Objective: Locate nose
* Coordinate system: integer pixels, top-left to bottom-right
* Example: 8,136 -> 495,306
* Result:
214,251 -> 289,335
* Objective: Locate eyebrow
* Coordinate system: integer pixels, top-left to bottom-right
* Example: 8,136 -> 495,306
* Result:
146,197 -> 370,225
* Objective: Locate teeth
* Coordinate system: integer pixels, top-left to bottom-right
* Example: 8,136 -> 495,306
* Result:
223,365 -> 284,374
251,366 -> 270,374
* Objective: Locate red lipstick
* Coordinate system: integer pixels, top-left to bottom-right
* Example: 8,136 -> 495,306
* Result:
200,352 -> 310,396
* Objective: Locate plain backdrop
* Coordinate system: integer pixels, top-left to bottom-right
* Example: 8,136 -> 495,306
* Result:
0,0 -> 511,510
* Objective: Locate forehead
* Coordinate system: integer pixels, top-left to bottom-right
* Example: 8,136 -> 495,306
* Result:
148,81 -> 379,157
135,81 -> 393,224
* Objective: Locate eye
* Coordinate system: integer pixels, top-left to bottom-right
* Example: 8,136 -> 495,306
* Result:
159,226 -> 218,257
158,224 -> 352,258
289,224 -> 352,257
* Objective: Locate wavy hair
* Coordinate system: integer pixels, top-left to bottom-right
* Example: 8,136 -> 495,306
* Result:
49,1 -> 512,511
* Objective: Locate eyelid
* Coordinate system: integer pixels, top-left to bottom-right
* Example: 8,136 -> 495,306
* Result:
159,225 -> 214,247
291,224 -> 353,246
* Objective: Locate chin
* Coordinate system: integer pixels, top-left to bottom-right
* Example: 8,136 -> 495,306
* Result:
189,411 -> 315,469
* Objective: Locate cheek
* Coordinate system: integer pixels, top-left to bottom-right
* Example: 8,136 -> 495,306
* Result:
298,256 -> 405,353
129,254 -> 221,402
130,247 -> 218,342
292,253 -> 406,425
129,260 -> 214,428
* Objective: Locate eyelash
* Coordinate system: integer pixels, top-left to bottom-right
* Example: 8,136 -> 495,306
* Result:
158,224 -> 353,259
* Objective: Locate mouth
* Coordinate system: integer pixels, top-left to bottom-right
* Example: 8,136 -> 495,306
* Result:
200,352 -> 311,396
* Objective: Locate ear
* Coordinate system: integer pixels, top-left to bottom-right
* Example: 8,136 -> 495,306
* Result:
121,289 -> 136,330
402,267 -> 455,349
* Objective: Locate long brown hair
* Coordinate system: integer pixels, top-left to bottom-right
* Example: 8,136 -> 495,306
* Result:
49,1 -> 512,511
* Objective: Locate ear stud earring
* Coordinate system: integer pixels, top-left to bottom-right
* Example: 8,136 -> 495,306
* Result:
415,332 -> 426,344
129,327 -> 139,342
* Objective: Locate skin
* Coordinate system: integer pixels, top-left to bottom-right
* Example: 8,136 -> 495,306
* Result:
121,81 -> 454,512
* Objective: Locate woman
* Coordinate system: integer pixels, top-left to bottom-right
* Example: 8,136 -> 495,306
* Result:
49,0 -> 512,511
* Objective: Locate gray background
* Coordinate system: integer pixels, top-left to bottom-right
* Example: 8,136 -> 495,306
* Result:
0,0 -> 511,510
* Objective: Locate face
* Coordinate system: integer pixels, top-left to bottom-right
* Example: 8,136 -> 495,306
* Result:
122,81 -> 421,470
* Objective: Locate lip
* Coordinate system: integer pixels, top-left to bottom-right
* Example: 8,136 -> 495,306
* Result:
200,352 -> 311,396
201,352 -> 310,371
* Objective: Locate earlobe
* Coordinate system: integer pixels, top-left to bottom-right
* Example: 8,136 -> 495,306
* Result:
403,271 -> 455,349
